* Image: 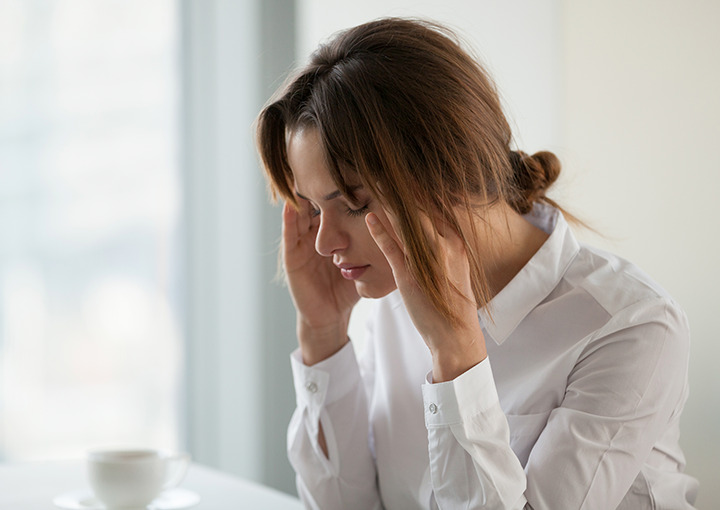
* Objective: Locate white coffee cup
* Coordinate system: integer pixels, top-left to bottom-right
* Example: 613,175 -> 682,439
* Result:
87,448 -> 190,509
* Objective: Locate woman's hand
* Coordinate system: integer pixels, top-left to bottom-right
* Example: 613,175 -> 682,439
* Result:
282,200 -> 360,364
366,210 -> 487,382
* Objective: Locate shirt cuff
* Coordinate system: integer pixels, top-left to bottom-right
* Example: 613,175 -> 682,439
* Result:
421,357 -> 500,428
290,342 -> 362,418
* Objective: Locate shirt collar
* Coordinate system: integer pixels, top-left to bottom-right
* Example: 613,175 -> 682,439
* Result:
478,203 -> 581,345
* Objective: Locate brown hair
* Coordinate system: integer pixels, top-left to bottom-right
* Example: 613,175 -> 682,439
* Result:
256,17 -> 562,325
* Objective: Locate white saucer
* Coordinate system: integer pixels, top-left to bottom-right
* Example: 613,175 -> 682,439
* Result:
53,488 -> 200,510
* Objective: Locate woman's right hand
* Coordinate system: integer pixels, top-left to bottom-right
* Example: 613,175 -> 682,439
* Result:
282,200 -> 360,364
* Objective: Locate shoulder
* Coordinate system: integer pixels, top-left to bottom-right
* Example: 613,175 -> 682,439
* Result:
522,235 -> 691,364
537,245 -> 692,421
566,243 -> 678,314
528,203 -> 680,320
556,243 -> 690,359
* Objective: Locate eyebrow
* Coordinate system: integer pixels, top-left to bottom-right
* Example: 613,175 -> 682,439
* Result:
295,186 -> 361,202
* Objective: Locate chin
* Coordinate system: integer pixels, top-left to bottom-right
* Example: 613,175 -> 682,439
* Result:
355,280 -> 397,300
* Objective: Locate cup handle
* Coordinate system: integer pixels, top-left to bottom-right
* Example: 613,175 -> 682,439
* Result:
162,452 -> 191,490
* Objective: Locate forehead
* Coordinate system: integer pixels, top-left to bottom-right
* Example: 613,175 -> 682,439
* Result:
286,128 -> 332,189
286,128 -> 362,197
286,127 -> 324,162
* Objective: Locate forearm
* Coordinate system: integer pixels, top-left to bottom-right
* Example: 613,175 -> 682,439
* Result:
289,407 -> 380,509
288,344 -> 380,509
423,358 -> 527,509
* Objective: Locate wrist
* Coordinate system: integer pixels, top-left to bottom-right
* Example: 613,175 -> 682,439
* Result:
430,328 -> 487,383
297,318 -> 350,366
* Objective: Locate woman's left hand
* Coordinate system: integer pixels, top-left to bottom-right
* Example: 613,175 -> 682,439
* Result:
366,209 -> 487,382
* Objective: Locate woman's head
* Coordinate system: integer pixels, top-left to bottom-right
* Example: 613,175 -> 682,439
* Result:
286,127 -> 397,299
257,17 -> 561,321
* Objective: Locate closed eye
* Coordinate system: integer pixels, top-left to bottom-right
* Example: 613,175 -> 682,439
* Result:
346,204 -> 369,218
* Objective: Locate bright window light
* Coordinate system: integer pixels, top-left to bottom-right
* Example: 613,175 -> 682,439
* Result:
0,0 -> 182,461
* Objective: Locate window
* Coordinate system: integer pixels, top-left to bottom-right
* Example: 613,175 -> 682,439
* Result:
0,0 -> 182,460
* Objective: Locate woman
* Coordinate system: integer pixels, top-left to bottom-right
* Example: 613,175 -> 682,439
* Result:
256,18 -> 698,509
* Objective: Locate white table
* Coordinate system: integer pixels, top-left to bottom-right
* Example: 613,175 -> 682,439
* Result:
0,460 -> 304,509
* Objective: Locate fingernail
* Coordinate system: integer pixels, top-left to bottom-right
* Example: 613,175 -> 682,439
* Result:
366,213 -> 378,225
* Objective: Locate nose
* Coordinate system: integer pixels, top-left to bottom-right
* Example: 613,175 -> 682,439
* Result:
314,214 -> 348,257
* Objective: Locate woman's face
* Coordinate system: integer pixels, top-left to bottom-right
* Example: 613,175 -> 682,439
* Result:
287,128 -> 397,299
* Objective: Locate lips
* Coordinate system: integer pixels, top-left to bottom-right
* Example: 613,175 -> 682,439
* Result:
335,263 -> 370,280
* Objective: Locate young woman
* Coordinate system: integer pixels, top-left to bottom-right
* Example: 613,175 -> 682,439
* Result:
256,18 -> 698,510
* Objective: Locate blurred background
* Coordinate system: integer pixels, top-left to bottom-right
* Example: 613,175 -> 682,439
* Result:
1,0 -> 717,507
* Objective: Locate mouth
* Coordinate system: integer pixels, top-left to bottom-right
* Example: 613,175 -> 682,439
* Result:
335,263 -> 370,280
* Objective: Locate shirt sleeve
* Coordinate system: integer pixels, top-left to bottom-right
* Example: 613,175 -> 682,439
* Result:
287,342 -> 382,510
422,358 -> 529,509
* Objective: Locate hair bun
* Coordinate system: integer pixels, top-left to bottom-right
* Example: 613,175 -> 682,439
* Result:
508,150 -> 561,214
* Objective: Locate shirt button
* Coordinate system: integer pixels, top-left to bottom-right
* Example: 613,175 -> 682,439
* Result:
306,381 -> 318,394
428,403 -> 438,414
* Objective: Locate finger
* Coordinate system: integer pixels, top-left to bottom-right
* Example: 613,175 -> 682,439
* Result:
416,209 -> 463,254
282,202 -> 299,245
434,213 -> 467,254
366,212 -> 407,279
376,207 -> 442,269
384,207 -> 440,247
294,196 -> 312,233
418,212 -> 441,247
377,206 -> 406,249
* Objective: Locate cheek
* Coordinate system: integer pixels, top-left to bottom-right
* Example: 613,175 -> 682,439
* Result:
366,238 -> 394,282
356,224 -> 384,259
349,218 -> 392,273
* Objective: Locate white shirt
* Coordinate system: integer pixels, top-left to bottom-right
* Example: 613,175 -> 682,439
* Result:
287,203 -> 698,509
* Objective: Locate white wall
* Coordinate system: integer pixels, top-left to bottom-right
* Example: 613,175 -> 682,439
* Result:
297,0 -> 562,152
296,0 -> 718,506
560,3 -> 720,507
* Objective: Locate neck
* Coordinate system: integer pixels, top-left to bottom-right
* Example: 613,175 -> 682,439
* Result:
473,202 -> 550,299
